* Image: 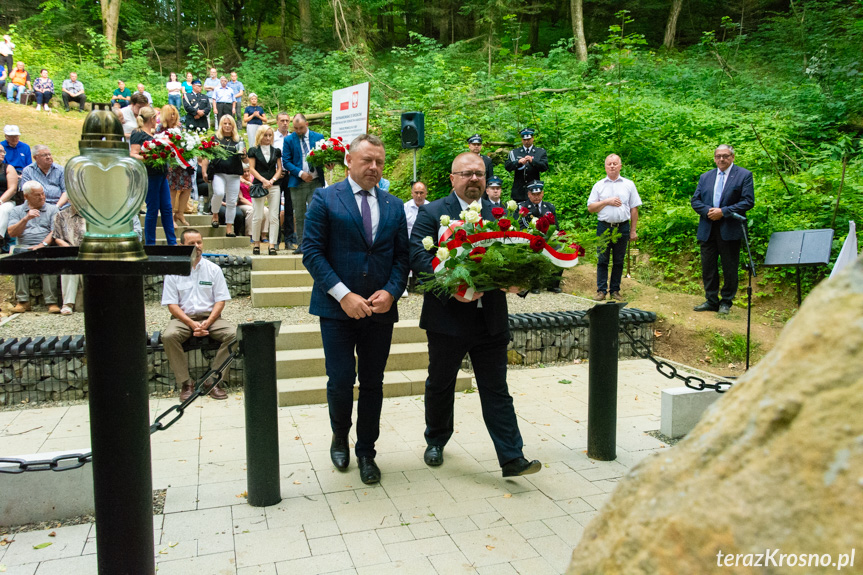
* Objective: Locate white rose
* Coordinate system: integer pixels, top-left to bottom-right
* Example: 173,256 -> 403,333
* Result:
422,236 -> 435,250
531,216 -> 539,227
469,201 -> 482,213
507,200 -> 518,211
440,215 -> 451,226
436,247 -> 450,262
463,210 -> 481,224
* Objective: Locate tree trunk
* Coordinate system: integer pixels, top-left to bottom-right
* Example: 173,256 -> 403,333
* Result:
663,0 -> 683,49
175,0 -> 183,65
528,0 -> 540,53
100,0 -> 121,54
299,0 -> 312,43
570,0 -> 587,62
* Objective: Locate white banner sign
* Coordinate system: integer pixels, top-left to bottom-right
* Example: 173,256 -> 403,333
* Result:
330,82 -> 370,145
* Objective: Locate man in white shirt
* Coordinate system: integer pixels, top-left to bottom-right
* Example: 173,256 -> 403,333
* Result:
203,68 -> 221,127
0,35 -> 14,77
161,228 -> 236,401
135,83 -> 153,105
403,180 -> 427,239
212,77 -> 236,124
587,154 -> 642,301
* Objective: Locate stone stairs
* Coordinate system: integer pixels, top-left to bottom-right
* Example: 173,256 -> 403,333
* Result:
250,257 -> 472,406
139,214 -> 251,249
275,321 -> 472,406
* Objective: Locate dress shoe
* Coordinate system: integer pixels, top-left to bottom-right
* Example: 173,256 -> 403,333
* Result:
693,301 -> 719,312
48,304 -> 62,314
208,385 -> 228,400
718,303 -> 732,315
357,456 -> 381,484
609,291 -> 622,301
293,247 -> 303,255
594,291 -> 606,301
530,289 -> 541,294
330,436 -> 350,471
11,301 -> 31,313
179,382 -> 195,402
424,445 -> 444,467
547,287 -> 563,293
501,457 -> 541,477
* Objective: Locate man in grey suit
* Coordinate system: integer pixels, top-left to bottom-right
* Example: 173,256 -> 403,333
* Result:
690,144 -> 755,315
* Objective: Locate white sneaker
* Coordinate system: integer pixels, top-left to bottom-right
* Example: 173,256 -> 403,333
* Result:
44,104 -> 51,112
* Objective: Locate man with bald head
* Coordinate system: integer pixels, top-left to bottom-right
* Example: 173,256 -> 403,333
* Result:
409,152 -> 542,478
282,113 -> 325,254
587,154 -> 641,301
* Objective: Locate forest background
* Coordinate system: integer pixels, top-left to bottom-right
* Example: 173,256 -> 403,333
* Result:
1,0 -> 861,298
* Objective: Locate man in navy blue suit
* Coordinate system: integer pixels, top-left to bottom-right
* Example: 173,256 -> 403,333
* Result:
690,145 -> 755,314
302,134 -> 409,485
409,152 -> 541,478
283,113 -> 326,255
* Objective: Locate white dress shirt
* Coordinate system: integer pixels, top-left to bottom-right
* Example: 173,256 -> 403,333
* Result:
587,175 -> 642,223
327,175 -> 382,302
161,257 -> 231,316
299,133 -> 317,179
404,198 -> 423,238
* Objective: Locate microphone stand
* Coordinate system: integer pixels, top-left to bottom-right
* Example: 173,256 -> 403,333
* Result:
738,216 -> 756,371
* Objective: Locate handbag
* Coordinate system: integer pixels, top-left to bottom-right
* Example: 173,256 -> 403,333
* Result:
249,182 -> 268,198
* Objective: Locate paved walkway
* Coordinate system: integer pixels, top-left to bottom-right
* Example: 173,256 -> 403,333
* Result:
0,359 -> 685,574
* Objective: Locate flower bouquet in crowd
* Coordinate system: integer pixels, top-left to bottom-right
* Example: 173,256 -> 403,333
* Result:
418,201 -> 607,297
163,128 -> 230,164
306,136 -> 348,169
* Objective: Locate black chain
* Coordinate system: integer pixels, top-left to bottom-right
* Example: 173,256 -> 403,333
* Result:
620,325 -> 733,393
0,342 -> 240,474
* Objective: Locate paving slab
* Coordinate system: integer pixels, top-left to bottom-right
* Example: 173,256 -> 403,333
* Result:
0,359 -> 690,574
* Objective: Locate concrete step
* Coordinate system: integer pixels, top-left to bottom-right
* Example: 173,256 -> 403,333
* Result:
277,320 -> 426,350
154,225 -> 226,238
155,236 -> 251,249
252,270 -> 314,289
251,255 -> 305,271
252,287 -> 312,307
276,342 -> 429,379
139,214 -> 213,226
277,369 -> 472,406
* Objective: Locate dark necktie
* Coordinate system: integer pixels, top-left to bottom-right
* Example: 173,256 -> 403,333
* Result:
301,136 -> 308,155
360,190 -> 373,245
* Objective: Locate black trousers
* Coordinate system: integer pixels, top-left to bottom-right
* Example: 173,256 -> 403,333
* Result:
278,177 -> 296,245
1,54 -> 12,76
425,329 -> 524,466
62,93 -> 86,110
596,220 -> 630,293
320,317 -> 394,459
700,222 -> 741,307
216,102 -> 233,124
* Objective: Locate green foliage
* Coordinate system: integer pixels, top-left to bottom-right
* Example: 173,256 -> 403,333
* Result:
706,331 -> 758,364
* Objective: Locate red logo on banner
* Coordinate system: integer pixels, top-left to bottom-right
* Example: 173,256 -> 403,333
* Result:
352,91 -> 359,108
340,101 -> 349,111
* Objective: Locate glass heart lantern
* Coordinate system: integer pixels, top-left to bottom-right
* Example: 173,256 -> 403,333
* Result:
64,104 -> 148,260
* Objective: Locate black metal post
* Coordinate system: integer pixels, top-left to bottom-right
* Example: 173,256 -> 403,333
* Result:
84,275 -> 154,575
739,222 -> 757,372
586,302 -> 625,461
240,321 -> 282,507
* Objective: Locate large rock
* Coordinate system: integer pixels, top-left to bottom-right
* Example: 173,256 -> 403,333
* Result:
569,256 -> 863,574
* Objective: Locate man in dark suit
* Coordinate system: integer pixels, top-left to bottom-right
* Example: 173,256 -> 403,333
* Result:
690,145 -> 755,314
409,152 -> 541,478
486,176 -> 503,207
302,134 -> 409,485
282,113 -> 326,254
504,128 -> 548,203
519,180 -> 562,293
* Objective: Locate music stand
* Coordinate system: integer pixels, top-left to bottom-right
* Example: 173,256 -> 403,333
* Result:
763,229 -> 834,307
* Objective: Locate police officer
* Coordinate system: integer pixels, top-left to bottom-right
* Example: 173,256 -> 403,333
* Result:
519,180 -> 562,293
182,79 -> 211,132
467,134 -> 494,182
486,176 -> 504,207
504,128 -> 548,203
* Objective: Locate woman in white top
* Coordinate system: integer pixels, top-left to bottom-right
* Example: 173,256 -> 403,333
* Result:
166,72 -> 182,110
118,93 -> 149,137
